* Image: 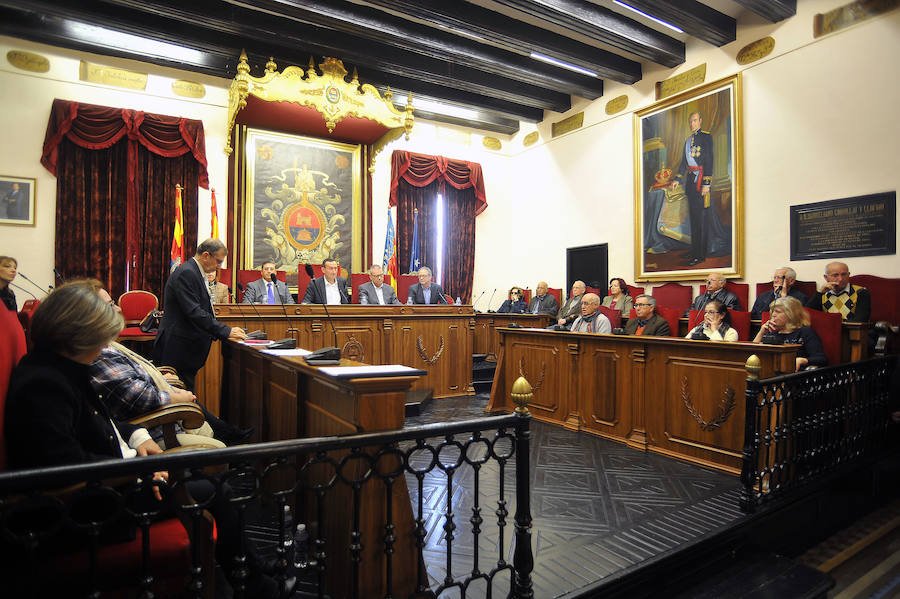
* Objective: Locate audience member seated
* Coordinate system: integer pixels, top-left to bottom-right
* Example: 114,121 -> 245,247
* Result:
497,287 -> 527,313
688,272 -> 742,315
206,267 -> 230,304
751,266 -> 809,319
754,296 -> 827,371
242,261 -> 294,305
358,264 -> 401,305
685,299 -> 738,342
302,258 -> 350,304
407,266 -> 446,304
4,282 -> 281,598
553,280 -> 586,330
806,261 -> 870,322
625,295 -> 671,336
528,281 -> 558,315
601,277 -> 633,319
569,293 -> 611,334
0,255 -> 17,311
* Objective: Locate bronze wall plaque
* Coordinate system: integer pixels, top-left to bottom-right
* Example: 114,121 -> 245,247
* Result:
656,64 -> 707,100
523,131 -> 540,147
790,192 -> 896,260
6,50 -> 49,73
79,61 -> 148,90
736,37 -> 775,65
814,0 -> 898,38
172,80 -> 206,98
551,112 -> 583,137
605,95 -> 629,115
482,136 -> 502,150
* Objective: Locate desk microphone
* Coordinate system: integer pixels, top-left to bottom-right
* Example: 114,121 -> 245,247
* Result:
10,282 -> 36,299
268,273 -> 297,349
302,264 -> 340,364
472,290 -> 486,313
18,272 -> 48,296
229,286 -> 252,335
53,267 -> 67,284
486,288 -> 497,313
236,283 -> 267,340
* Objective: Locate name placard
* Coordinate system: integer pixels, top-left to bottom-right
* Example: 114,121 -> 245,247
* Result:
790,192 -> 896,260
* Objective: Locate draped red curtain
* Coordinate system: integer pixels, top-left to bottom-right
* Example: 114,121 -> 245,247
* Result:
42,99 -> 207,299
389,150 -> 485,302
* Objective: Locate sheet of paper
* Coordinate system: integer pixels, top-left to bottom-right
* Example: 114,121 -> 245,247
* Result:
317,365 -> 423,377
260,348 -> 313,356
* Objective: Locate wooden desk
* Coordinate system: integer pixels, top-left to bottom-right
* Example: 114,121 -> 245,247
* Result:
488,329 -> 799,475
196,304 -> 474,414
473,313 -> 553,358
221,340 -> 422,598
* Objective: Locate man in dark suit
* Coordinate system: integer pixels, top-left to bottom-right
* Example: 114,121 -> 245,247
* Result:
302,257 -> 350,304
407,266 -> 446,304
242,261 -> 295,304
672,111 -> 714,266
358,264 -> 401,305
529,281 -> 559,315
624,295 -> 671,336
751,266 -> 809,319
153,239 -> 246,389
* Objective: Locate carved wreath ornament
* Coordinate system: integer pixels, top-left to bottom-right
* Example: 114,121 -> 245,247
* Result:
518,357 -> 545,392
416,335 -> 444,365
681,376 -> 736,431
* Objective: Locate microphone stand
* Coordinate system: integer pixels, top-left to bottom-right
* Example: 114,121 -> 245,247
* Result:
486,288 -> 497,313
302,264 -> 340,364
10,282 -> 37,300
236,283 -> 267,340
268,274 -> 298,349
18,273 -> 48,296
53,267 -> 67,284
472,290 -> 486,313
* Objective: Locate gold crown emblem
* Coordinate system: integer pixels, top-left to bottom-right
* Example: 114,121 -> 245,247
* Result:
654,168 -> 673,184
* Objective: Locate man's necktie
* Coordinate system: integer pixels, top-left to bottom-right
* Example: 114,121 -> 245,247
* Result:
267,282 -> 275,304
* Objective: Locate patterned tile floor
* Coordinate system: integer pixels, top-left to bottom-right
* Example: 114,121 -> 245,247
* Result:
404,394 -> 747,598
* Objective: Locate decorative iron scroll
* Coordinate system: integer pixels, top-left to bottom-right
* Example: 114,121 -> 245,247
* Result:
681,377 -> 736,431
518,357 -> 546,392
226,51 -> 414,155
416,335 -> 444,365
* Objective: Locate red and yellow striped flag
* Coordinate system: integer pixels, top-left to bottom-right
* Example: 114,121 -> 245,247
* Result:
169,185 -> 185,272
210,187 -> 220,239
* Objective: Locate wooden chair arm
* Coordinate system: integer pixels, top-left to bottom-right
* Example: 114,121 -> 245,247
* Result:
128,402 -> 206,431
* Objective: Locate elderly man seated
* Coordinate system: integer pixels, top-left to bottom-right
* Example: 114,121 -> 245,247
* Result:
624,295 -> 671,336
751,266 -> 809,319
528,281 -> 559,315
569,293 -> 611,334
687,272 -> 742,315
553,280 -> 585,330
806,261 -> 870,322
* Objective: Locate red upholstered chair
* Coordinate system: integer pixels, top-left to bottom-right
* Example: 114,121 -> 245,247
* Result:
656,307 -> 681,337
119,290 -> 158,325
585,285 -> 603,297
761,309 -> 842,366
350,273 -> 369,303
522,288 -> 532,305
547,288 -> 562,306
850,274 -> 900,324
650,282 -> 692,315
626,284 -> 645,298
688,309 -> 750,340
1,307 -> 28,471
699,281 -> 749,312
18,299 -> 40,350
596,305 -> 621,330
396,274 -> 417,303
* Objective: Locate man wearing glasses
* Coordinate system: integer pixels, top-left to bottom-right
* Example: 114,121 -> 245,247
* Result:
687,272 -> 742,316
807,261 -> 870,322
624,295 -> 670,336
358,264 -> 401,305
751,267 -> 808,319
408,266 -> 447,304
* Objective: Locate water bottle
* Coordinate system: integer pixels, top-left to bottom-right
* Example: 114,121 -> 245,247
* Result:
407,297 -> 413,305
293,524 -> 309,570
455,296 -> 461,305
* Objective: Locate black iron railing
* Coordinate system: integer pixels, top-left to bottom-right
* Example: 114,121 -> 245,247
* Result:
0,412 -> 533,598
740,355 -> 896,512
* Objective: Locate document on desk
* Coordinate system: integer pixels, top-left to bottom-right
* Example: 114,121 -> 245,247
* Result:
317,365 -> 427,379
260,348 -> 313,357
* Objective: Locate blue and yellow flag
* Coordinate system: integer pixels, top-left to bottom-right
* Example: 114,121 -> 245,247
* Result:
382,209 -> 398,290
408,208 -> 420,274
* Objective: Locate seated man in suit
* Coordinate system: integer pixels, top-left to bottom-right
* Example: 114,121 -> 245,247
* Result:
687,272 -> 742,316
302,257 -> 350,304
751,266 -> 809,319
569,293 -> 611,334
358,264 -> 401,305
408,266 -> 446,304
552,280 -> 585,330
806,261 -> 870,322
625,295 -> 671,336
242,261 -> 294,304
529,281 -> 559,315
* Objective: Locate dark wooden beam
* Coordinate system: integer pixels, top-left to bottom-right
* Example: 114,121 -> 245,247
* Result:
616,0 -> 736,46
370,86 -> 522,135
361,0 -> 642,84
731,0 -> 797,22
485,0 -> 685,67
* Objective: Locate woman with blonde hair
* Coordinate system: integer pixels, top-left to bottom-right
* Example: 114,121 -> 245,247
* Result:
753,296 -> 827,371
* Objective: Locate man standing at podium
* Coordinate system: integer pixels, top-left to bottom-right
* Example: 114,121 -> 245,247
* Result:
242,261 -> 294,304
358,264 -> 401,305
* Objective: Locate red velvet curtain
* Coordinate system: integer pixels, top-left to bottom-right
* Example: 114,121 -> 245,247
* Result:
389,150 -> 485,302
42,99 -> 207,299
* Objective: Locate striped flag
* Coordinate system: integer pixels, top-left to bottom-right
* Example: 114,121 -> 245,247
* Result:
169,185 -> 185,272
382,209 -> 398,290
408,207 -> 420,274
210,188 -> 220,240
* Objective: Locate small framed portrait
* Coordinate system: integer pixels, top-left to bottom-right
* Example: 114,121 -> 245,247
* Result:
0,176 -> 36,226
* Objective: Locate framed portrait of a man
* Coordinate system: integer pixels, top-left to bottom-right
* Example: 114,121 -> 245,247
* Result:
633,74 -> 743,281
0,176 -> 35,226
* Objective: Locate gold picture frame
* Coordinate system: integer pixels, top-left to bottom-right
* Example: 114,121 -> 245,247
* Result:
633,73 -> 743,282
0,175 -> 36,226
239,127 -> 363,279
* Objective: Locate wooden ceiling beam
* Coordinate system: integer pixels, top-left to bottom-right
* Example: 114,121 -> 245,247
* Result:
731,0 -> 797,22
616,0 -> 736,47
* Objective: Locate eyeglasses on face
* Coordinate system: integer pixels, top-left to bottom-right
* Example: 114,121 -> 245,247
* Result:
704,310 -> 720,315
634,303 -> 651,307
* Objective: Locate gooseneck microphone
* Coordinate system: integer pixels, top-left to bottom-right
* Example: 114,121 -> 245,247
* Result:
10,282 -> 37,300
472,290 -> 486,313
18,272 -> 48,296
267,273 -> 297,349
53,267 -> 67,284
236,283 -> 267,340
229,286 -> 252,334
486,288 -> 497,313
303,263 -> 340,364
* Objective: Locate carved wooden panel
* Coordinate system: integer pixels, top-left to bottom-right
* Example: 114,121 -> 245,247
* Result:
579,345 -> 626,438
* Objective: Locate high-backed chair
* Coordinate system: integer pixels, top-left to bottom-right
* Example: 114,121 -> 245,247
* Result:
119,290 -> 159,325
688,309 -> 751,340
626,284 -> 645,298
850,275 -> 899,324
761,309 -> 842,366
522,288 -> 532,305
585,285 -> 603,297
656,307 -> 681,337
547,288 -> 562,307
699,281 -> 750,311
596,305 -> 621,330
650,282 -> 692,315
396,274 -> 417,303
